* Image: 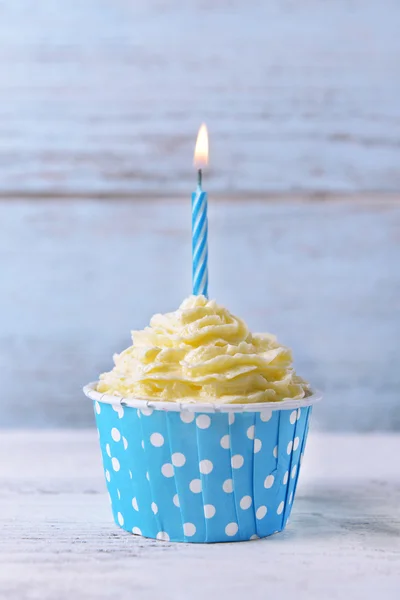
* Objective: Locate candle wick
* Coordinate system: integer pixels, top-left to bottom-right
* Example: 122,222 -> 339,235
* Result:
197,169 -> 202,188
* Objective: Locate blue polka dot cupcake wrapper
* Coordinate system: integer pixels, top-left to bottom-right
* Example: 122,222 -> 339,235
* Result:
88,388 -> 317,543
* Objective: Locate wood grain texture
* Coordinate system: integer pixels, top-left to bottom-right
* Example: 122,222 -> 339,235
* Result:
1,199 -> 400,431
0,430 -> 399,599
0,0 -> 399,195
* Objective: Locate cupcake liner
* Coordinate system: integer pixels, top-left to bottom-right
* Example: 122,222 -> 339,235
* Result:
85,383 -> 320,543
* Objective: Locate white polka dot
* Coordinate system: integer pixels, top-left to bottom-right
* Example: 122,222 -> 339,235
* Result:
273,445 -> 278,458
129,470 -> 132,479
95,401 -> 101,414
204,504 -> 216,518
196,414 -> 211,429
231,454 -> 244,469
291,464 -> 297,479
141,440 -> 145,449
117,489 -> 121,499
161,463 -> 174,478
254,439 -> 262,453
146,471 -> 150,481
199,459 -> 213,475
277,501 -> 285,515
228,413 -> 235,425
256,505 -> 267,520
111,457 -> 120,471
225,522 -> 238,536
173,494 -> 180,507
289,492 -> 293,504
240,495 -> 252,510
117,512 -> 124,526
105,469 -> 110,482
171,452 -> 186,467
220,434 -> 230,449
112,405 -> 124,418
283,471 -> 289,485
223,478 -> 233,493
247,425 -> 255,440
264,474 -> 275,489
150,433 -> 164,447
260,409 -> 272,422
151,502 -> 158,514
156,531 -> 170,541
136,409 -> 141,418
250,534 -> 259,540
180,412 -> 195,423
141,407 -> 153,416
123,437 -> 128,450
297,408 -> 301,420
105,444 -> 111,457
111,427 -> 121,442
290,410 -> 297,425
132,527 -> 142,535
287,440 -> 293,454
183,523 -> 196,537
132,497 -> 139,511
189,478 -> 202,493
293,436 -> 300,451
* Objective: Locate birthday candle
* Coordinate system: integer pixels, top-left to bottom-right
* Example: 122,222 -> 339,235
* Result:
192,124 -> 209,297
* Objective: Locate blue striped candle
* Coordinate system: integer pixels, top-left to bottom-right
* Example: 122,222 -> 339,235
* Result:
191,179 -> 208,297
192,124 -> 209,297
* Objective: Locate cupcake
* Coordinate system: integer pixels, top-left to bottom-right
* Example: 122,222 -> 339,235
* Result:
84,295 -> 320,543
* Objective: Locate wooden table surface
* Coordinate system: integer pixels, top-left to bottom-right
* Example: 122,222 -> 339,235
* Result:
1,431 -> 399,599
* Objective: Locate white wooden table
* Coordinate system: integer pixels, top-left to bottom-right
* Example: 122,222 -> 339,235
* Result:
1,431 -> 399,600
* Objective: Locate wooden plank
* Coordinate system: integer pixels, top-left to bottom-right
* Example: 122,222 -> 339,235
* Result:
1,2 -> 400,196
0,431 -> 399,600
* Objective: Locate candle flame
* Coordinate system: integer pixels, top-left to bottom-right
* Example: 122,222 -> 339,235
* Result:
194,124 -> 209,169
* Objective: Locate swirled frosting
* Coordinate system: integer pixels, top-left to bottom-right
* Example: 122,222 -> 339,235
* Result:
97,295 -> 310,403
